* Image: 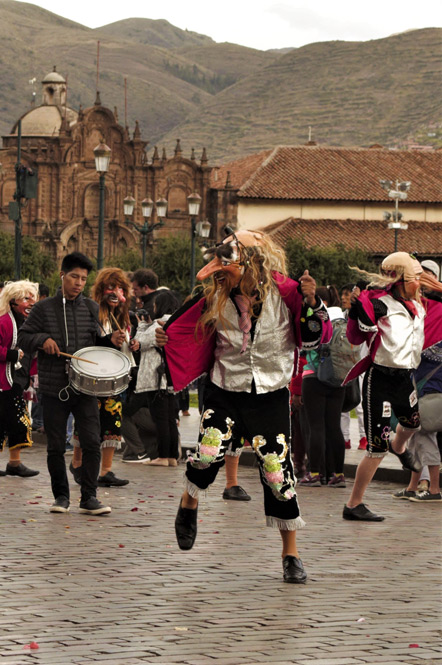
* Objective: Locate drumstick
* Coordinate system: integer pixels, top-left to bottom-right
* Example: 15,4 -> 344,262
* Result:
38,348 -> 99,365
110,312 -> 124,334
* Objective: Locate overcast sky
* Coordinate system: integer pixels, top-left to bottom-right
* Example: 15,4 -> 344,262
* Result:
20,0 -> 441,50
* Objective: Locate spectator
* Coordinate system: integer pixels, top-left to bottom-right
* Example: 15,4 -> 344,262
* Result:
135,290 -> 181,467
131,269 -> 158,321
300,285 -> 347,487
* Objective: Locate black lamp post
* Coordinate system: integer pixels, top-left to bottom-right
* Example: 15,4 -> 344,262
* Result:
187,192 -> 202,291
124,196 -> 167,267
93,141 -> 112,270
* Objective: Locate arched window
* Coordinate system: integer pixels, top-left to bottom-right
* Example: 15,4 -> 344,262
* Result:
167,186 -> 187,214
84,184 -> 100,218
67,235 -> 78,252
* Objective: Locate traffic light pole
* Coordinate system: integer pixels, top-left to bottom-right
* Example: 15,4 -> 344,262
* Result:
14,120 -> 22,279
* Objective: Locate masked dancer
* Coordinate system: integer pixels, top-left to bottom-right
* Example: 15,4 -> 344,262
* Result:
0,280 -> 40,477
70,268 -> 138,487
343,252 -> 442,521
156,230 -> 331,584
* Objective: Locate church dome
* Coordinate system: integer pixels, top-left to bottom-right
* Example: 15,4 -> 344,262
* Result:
10,66 -> 77,137
42,68 -> 66,84
11,106 -> 78,137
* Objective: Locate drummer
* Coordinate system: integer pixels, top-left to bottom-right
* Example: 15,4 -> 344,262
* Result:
18,252 -> 126,515
70,268 -> 139,488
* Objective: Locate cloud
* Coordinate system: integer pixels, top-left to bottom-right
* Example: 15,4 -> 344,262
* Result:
266,3 -> 386,43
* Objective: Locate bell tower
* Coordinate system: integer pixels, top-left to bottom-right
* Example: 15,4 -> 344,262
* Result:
42,66 -> 67,106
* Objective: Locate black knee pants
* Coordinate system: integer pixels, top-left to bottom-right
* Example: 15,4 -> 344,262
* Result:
186,382 -> 303,529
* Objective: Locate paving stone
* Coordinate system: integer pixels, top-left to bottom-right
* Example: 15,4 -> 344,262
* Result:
0,437 -> 440,664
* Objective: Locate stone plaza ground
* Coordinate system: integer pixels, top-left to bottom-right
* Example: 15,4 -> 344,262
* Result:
0,411 -> 441,665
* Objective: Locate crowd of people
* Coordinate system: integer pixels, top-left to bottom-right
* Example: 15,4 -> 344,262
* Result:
1,238 -> 441,584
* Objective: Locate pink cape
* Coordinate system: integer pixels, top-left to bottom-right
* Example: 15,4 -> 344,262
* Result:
163,273 -> 332,392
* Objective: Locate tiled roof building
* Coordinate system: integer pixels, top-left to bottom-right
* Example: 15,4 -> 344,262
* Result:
211,145 -> 442,203
210,144 -> 442,261
266,218 -> 442,258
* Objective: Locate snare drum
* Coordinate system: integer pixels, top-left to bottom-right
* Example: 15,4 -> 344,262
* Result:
69,347 -> 131,397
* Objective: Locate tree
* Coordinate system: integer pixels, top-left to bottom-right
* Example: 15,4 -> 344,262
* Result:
285,238 -> 376,288
148,234 -> 205,297
0,232 -> 56,282
105,248 -> 142,272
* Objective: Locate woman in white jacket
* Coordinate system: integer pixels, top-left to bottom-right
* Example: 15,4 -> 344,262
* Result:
135,291 -> 181,467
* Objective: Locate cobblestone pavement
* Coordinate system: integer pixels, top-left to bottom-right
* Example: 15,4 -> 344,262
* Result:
1,418 -> 441,665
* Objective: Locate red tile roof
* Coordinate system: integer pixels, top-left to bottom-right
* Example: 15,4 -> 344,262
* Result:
211,145 -> 442,203
211,149 -> 273,191
265,218 -> 442,257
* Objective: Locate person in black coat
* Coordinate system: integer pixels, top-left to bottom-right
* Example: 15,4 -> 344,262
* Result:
18,252 -> 125,515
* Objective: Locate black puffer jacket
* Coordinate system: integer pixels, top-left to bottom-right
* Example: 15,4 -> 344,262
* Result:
18,290 -> 111,398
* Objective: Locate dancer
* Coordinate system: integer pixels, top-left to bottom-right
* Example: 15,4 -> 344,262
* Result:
0,280 -> 40,477
343,252 -> 442,521
18,252 -> 126,514
156,230 -> 331,583
70,268 -> 138,487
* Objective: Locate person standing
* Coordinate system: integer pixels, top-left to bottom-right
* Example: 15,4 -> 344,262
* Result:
0,280 -> 40,477
18,252 -> 125,515
69,268 -> 138,487
131,269 -> 158,321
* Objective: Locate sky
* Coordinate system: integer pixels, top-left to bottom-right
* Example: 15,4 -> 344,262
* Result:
19,0 -> 441,51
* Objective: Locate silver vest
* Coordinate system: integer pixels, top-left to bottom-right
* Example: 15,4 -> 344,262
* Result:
374,295 -> 425,370
210,287 -> 295,394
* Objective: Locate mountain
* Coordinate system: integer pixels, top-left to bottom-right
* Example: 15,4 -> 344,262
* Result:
0,0 -> 440,163
159,28 -> 442,160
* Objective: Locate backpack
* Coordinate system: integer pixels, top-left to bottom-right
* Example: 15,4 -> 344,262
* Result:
317,318 -> 360,387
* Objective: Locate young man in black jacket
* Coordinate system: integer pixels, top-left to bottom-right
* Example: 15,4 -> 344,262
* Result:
18,252 -> 126,515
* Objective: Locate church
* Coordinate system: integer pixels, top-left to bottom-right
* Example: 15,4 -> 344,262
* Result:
1,67 -> 441,268
0,67 -> 212,262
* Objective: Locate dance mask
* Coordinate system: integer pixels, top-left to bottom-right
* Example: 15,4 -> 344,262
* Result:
103,284 -> 126,306
196,229 -> 264,286
381,252 -> 442,294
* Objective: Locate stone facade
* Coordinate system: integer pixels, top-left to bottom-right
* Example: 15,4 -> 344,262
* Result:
0,69 -> 212,263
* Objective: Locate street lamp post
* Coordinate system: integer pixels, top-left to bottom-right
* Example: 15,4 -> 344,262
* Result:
380,179 -> 410,252
187,193 -> 202,291
124,196 -> 167,267
94,141 -> 112,270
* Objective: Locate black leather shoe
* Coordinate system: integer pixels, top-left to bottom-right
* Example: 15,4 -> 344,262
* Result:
175,500 -> 198,550
343,503 -> 385,521
69,461 -> 82,485
282,555 -> 307,584
6,463 -> 39,477
0,469 -> 6,476
222,485 -> 251,501
389,445 -> 421,473
98,471 -> 129,487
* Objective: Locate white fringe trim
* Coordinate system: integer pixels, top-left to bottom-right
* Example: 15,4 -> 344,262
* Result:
101,439 -> 122,449
366,451 -> 388,458
266,515 -> 306,530
226,447 -> 243,458
184,477 -> 208,499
